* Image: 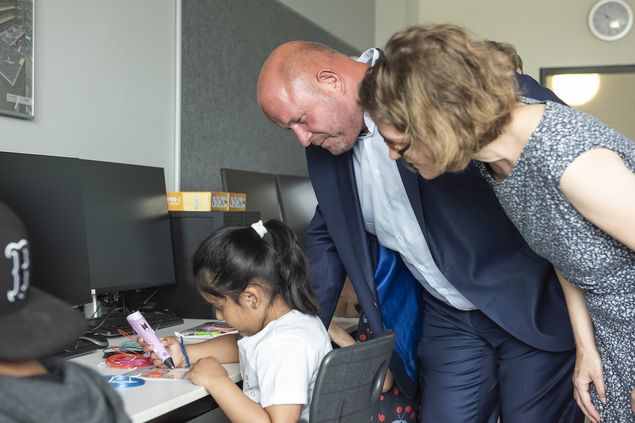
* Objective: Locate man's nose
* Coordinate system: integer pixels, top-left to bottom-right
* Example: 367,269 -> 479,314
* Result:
291,126 -> 312,147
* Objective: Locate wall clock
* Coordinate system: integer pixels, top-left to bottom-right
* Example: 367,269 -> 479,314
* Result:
588,0 -> 633,41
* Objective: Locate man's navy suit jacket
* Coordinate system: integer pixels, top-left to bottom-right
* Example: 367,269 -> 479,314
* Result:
304,73 -> 575,357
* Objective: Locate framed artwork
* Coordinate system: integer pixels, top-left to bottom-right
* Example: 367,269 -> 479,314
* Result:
0,0 -> 34,119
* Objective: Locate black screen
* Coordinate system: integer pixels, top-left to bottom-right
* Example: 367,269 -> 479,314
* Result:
274,174 -> 317,247
0,152 -> 90,305
81,159 -> 175,293
0,152 -> 175,305
221,168 -> 283,222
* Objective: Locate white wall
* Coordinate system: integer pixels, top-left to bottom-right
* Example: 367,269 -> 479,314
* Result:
276,0 -> 375,52
375,0 -> 420,48
277,0 -> 635,80
417,0 -> 635,80
0,0 -> 177,190
4,0 -> 631,196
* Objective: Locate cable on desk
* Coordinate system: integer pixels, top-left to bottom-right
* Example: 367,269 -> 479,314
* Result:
106,353 -> 153,369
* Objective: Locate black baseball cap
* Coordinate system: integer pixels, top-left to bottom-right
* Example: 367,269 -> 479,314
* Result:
0,201 -> 87,361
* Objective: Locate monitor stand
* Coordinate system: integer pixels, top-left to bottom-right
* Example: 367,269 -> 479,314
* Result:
83,289 -> 102,319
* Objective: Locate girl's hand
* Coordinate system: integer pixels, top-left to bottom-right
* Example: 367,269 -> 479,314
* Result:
188,357 -> 228,388
573,347 -> 605,423
138,335 -> 185,367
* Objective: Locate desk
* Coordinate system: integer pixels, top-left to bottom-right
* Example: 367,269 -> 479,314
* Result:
72,316 -> 358,422
71,319 -> 240,423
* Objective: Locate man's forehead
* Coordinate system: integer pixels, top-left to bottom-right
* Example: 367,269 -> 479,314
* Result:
266,84 -> 304,126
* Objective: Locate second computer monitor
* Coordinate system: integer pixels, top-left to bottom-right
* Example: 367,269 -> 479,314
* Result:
81,159 -> 176,293
221,168 -> 283,222
275,174 -> 317,247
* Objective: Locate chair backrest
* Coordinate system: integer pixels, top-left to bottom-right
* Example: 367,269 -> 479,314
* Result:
309,330 -> 396,423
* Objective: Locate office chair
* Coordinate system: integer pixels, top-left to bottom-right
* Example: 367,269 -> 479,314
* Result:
309,330 -> 396,423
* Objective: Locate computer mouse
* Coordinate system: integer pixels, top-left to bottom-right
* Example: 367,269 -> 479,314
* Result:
78,333 -> 110,348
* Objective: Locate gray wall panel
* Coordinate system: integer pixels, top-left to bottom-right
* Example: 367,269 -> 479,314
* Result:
181,0 -> 358,191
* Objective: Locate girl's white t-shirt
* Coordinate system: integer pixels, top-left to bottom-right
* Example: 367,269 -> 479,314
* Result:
237,309 -> 332,421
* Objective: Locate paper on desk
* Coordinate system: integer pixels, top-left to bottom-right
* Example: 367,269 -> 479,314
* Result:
174,320 -> 238,343
123,366 -> 190,381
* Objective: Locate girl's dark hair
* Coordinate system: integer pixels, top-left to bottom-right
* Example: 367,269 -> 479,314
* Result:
193,219 -> 319,315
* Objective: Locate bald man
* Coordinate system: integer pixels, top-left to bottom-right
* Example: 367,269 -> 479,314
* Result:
258,42 -> 583,423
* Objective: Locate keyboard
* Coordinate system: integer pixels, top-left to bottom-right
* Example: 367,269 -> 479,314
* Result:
51,338 -> 103,360
87,309 -> 184,337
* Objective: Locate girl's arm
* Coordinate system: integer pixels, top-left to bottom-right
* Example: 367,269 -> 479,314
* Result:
560,147 -> 635,251
142,334 -> 239,368
189,357 -> 302,423
186,333 -> 240,364
555,269 -> 604,423
327,320 -> 356,347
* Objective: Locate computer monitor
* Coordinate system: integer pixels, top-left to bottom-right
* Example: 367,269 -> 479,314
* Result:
80,159 -> 175,293
221,168 -> 283,222
274,174 -> 317,247
0,152 -> 90,305
0,152 -> 175,305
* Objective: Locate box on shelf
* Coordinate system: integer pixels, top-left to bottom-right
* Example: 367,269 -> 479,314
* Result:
229,192 -> 246,211
210,191 -> 246,211
166,192 -> 211,212
211,191 -> 230,211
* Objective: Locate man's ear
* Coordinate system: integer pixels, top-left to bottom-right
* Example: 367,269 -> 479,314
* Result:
317,69 -> 345,93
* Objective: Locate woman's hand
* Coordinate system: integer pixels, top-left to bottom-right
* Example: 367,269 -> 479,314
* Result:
554,270 -> 604,423
188,356 -> 228,388
572,347 -> 605,423
139,335 -> 185,367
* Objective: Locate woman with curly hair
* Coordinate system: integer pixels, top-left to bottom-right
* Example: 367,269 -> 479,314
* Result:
359,23 -> 635,423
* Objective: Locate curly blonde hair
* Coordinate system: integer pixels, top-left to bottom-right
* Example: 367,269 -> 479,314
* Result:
486,40 -> 523,73
359,24 -> 519,174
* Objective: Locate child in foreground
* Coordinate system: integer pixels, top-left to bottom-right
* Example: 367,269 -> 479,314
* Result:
0,201 -> 130,423
143,219 -> 332,423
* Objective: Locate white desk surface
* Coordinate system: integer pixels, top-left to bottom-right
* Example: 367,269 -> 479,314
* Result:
72,316 -> 358,422
71,319 -> 241,423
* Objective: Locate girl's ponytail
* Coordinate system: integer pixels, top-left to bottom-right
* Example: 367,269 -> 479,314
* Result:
262,219 -> 319,315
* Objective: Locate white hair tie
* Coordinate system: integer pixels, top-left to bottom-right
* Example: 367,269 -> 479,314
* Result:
251,220 -> 268,238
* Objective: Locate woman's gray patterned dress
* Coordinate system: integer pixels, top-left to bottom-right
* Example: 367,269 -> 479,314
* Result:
479,99 -> 635,422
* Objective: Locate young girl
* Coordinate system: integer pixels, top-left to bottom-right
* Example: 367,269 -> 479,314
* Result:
144,219 -> 332,423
